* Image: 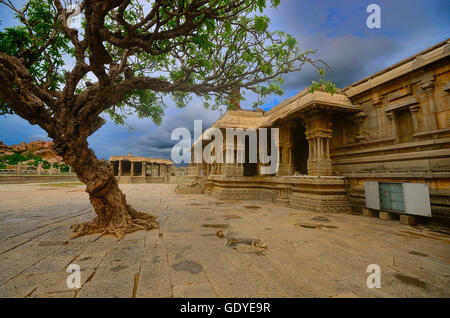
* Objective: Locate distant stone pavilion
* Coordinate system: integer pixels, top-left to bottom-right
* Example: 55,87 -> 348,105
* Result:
109,153 -> 174,183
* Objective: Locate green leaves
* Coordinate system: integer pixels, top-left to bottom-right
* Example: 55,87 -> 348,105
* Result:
0,0 -> 336,132
257,0 -> 267,13
204,19 -> 216,32
0,27 -> 31,56
0,0 -> 69,93
109,89 -> 166,127
286,34 -> 297,49
192,34 -> 213,50
254,16 -> 269,32
310,69 -> 338,95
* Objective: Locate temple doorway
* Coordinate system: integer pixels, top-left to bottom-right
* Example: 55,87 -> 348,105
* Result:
112,161 -> 119,175
134,162 -> 142,175
243,135 -> 258,176
292,122 -> 308,175
122,161 -> 131,176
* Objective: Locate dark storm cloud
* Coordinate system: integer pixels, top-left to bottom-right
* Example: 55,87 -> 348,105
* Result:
281,35 -> 401,90
95,101 -> 221,160
266,0 -> 449,91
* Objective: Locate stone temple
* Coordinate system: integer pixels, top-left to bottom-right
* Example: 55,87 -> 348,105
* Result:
181,39 -> 450,227
110,153 -> 174,183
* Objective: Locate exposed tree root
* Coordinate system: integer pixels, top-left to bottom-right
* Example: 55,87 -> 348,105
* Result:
54,143 -> 159,241
70,207 -> 159,240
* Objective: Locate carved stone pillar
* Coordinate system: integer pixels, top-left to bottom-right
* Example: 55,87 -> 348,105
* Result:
304,112 -> 333,176
223,148 -> 235,176
421,76 -> 438,130
285,126 -> 293,175
353,111 -> 368,142
285,141 -> 293,175
386,111 -> 398,142
223,136 -> 243,176
409,104 -> 420,133
372,96 -> 384,138
118,160 -> 123,176
142,162 -> 146,176
235,147 -> 244,176
277,126 -> 294,176
131,161 -> 135,176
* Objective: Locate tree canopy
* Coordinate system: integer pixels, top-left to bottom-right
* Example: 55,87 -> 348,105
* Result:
0,0 -> 334,136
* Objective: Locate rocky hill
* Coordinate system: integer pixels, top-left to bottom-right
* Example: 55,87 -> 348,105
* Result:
0,139 -> 64,164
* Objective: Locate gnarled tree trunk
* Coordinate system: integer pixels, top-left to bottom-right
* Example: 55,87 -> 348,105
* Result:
53,136 -> 158,240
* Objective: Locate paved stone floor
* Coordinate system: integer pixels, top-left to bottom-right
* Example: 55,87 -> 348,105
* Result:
0,182 -> 449,298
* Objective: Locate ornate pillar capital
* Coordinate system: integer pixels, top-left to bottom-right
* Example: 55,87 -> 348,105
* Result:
420,76 -> 435,94
372,98 -> 383,107
409,104 -> 420,113
305,128 -> 333,140
353,111 -> 367,126
385,110 -> 394,120
371,92 -> 384,107
420,75 -> 438,130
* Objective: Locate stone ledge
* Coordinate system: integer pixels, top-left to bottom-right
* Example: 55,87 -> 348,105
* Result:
333,148 -> 450,165
332,137 -> 450,157
206,176 -> 351,213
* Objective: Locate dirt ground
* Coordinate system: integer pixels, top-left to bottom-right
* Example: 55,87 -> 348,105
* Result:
0,182 -> 449,298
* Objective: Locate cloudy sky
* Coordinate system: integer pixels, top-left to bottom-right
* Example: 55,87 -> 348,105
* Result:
0,0 -> 449,161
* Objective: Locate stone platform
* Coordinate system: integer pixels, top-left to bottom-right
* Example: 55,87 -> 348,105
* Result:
0,182 -> 449,298
206,175 -> 351,213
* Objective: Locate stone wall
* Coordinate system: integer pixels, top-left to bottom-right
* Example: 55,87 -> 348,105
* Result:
0,175 -> 79,184
332,54 -> 450,225
206,175 -> 351,213
116,176 -> 169,184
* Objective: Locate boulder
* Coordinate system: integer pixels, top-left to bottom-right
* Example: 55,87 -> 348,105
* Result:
175,176 -> 206,194
0,139 -> 65,165
0,139 -> 13,154
33,148 -> 60,161
27,140 -> 52,153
